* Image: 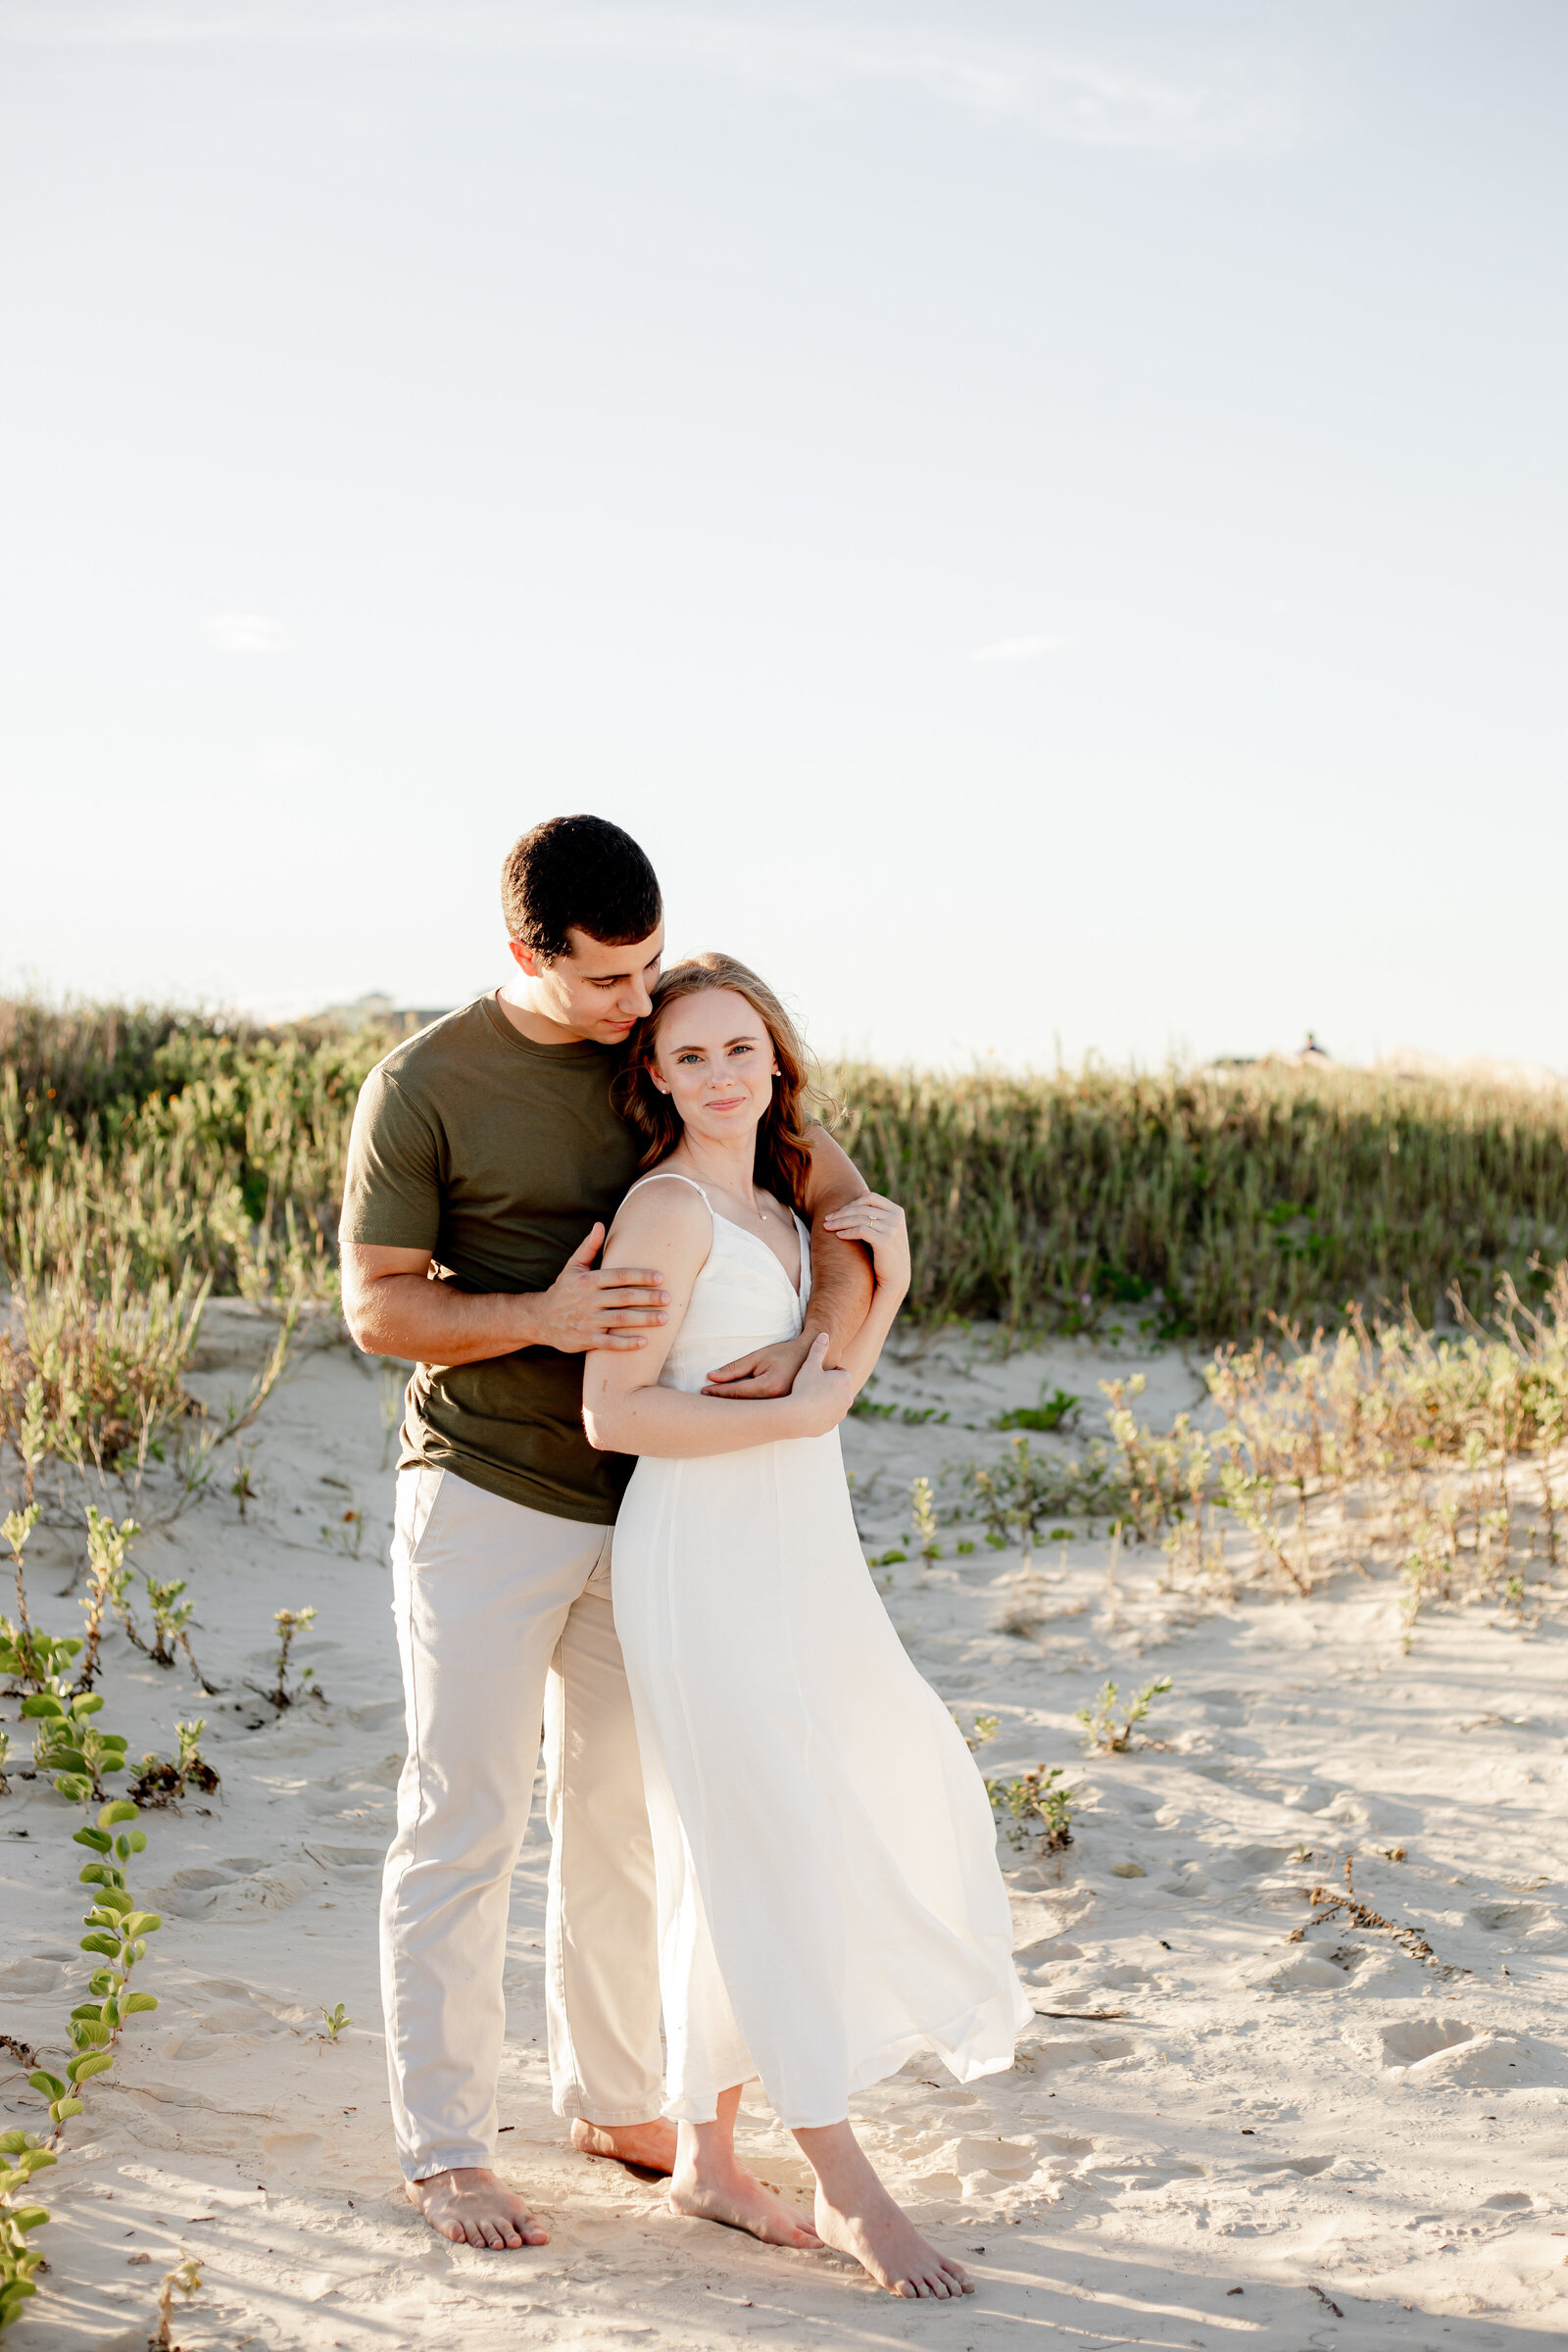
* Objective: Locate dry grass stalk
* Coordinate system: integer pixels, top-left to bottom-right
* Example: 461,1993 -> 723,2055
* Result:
1287,1856 -> 1442,1970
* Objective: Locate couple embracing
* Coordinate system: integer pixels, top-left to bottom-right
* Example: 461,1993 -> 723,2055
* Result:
340,814 -> 1029,2301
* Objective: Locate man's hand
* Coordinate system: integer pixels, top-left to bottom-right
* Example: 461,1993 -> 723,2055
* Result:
702,1333 -> 812,1399
339,1232 -> 668,1367
535,1224 -> 670,1353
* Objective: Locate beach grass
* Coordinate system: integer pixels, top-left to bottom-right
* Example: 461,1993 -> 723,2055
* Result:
4,999 -> 1567,1345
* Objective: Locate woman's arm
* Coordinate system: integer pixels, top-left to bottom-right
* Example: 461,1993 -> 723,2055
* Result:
581,1180 -> 854,1458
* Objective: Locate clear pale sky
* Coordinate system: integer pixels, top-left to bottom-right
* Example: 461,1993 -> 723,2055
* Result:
3,2 -> 1564,1070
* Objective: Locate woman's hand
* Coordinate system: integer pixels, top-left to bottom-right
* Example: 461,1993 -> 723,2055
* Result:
786,1332 -> 857,1437
819,1192 -> 910,1295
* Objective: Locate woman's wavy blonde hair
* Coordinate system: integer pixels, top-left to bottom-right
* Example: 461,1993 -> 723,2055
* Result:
612,952 -> 831,1210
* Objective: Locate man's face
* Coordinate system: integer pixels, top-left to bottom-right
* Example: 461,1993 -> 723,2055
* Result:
508,923 -> 664,1045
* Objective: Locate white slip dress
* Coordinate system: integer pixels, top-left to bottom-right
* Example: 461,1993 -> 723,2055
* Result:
611,1171 -> 1031,2131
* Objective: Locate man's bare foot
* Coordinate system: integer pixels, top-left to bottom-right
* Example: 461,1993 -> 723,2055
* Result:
570,2116 -> 678,2174
670,2152 -> 822,2249
812,2177 -> 971,2299
407,2167 -> 549,2249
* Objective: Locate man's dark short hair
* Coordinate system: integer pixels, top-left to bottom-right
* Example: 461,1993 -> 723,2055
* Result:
501,815 -> 662,963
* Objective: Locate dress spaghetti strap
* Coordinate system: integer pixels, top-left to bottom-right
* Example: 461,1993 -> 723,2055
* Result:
620,1170 -> 714,1217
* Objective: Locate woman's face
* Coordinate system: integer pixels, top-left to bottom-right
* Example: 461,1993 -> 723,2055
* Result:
649,986 -> 778,1150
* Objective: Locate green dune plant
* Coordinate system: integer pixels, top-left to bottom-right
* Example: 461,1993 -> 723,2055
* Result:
76,1507 -> 143,1686
962,1433 -> 1128,1560
141,1573 -> 215,1690
994,1385 -> 1080,1433
985,1764 -> 1075,1850
128,1719 -> 220,1809
69,1801 -> 162,2038
2,1504 -> 37,1629
909,1477 -> 941,1569
27,1797 -> 163,2143
270,1605 -> 318,1707
23,1682 -> 127,1803
0,1623 -> 82,1697
1075,1676 -> 1174,1754
0,2131 -> 55,2331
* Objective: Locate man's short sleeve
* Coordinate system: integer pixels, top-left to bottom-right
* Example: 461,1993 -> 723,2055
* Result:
338,1064 -> 442,1252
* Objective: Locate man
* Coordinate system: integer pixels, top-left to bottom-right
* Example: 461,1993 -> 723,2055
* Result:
339,814 -> 874,2250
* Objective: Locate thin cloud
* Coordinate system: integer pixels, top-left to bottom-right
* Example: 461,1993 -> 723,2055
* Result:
206,612 -> 286,654
968,632 -> 1079,664
0,8 -> 1320,159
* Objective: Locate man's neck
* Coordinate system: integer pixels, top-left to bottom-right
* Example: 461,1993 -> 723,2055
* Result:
495,981 -> 595,1050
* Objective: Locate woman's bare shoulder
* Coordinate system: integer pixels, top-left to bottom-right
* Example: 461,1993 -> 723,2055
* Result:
604,1170 -> 712,1264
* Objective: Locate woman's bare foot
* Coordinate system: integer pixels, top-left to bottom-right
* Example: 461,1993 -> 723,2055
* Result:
813,2177 -> 970,2298
570,2116 -> 678,2173
796,2122 -> 971,2299
670,2151 -> 822,2249
407,2167 -> 549,2249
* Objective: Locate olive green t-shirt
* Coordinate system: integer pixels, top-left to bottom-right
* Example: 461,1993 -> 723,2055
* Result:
338,992 -> 641,1524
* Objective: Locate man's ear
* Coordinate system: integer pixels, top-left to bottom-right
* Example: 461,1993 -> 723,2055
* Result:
507,938 -> 544,979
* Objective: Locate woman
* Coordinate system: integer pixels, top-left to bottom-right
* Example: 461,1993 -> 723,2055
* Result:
581,954 -> 1029,2301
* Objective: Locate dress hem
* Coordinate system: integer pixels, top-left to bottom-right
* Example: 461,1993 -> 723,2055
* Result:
660,1984 -> 1030,2131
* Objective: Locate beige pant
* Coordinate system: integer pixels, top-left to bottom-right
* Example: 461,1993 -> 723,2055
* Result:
380,1465 -> 662,2182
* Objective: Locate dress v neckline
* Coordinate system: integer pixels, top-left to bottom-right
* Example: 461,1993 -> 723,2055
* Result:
624,1167 -> 807,1304
708,1203 -> 807,1306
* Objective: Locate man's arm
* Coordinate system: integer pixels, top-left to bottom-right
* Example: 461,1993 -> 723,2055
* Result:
800,1125 -> 878,1355
341,1229 -> 670,1366
701,1123 -> 878,1399
338,1058 -> 669,1367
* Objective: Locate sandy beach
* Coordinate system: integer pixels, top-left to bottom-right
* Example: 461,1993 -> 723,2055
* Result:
3,1300 -> 1565,2351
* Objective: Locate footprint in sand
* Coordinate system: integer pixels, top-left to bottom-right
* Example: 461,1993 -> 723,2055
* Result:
1234,1950 -> 1355,1992
302,1842 -> 387,1873
1400,2033 -> 1554,2089
1377,2016 -> 1560,2087
1468,1898 -> 1568,1951
1378,2016 -> 1476,2066
0,1958 -> 62,1994
911,2132 -> 1044,2200
150,1857 -> 307,1919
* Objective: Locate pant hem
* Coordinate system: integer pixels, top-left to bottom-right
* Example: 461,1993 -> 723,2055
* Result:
553,2093 -> 666,2128
403,2151 -> 494,2184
